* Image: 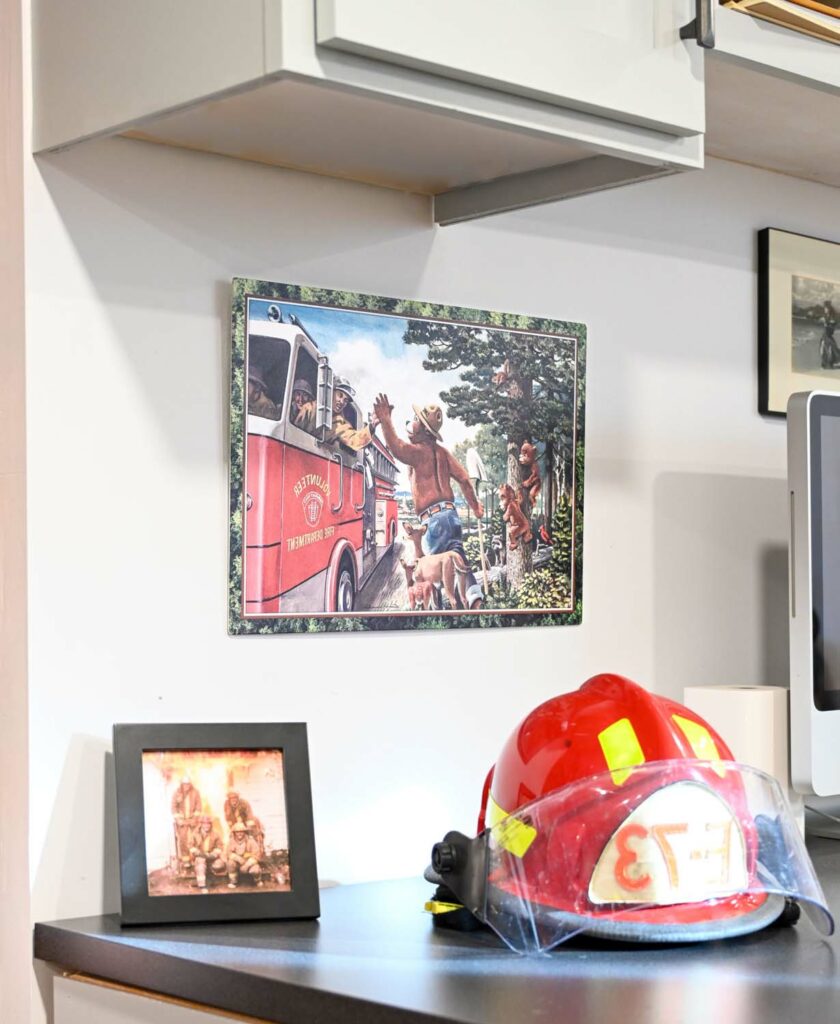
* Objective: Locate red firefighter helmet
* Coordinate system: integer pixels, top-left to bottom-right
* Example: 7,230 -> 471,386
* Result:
479,673 -> 735,832
429,674 -> 832,950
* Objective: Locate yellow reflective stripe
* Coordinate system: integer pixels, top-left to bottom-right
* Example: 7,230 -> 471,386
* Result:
598,717 -> 646,785
492,816 -> 538,858
424,900 -> 463,915
486,791 -> 537,858
486,790 -> 508,827
672,714 -> 726,777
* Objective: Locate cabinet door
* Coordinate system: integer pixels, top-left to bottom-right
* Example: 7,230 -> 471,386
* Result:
54,974 -> 261,1023
316,0 -> 704,136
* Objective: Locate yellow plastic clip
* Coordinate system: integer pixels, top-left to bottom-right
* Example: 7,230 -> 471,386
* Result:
486,791 -> 537,858
424,899 -> 464,915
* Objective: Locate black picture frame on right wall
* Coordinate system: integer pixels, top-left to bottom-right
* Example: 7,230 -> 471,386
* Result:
759,227 -> 840,417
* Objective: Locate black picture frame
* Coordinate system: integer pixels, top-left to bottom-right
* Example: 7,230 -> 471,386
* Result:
759,227 -> 840,417
113,722 -> 319,926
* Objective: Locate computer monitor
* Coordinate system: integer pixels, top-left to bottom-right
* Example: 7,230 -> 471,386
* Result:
788,391 -> 840,830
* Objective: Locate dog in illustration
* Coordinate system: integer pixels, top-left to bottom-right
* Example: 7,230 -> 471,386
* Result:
402,522 -> 470,609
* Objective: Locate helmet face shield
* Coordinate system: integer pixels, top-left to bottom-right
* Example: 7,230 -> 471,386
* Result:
433,761 -> 833,954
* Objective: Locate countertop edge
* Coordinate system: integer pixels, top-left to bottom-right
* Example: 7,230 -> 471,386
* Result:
33,920 -> 447,1024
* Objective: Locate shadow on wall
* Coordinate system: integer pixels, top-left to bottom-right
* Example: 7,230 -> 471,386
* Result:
33,740 -> 119,1020
32,734 -> 121,923
34,136 -> 433,315
32,136 -> 435,467
653,472 -> 789,702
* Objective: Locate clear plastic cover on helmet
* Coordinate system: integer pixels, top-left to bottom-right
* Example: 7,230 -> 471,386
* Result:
431,760 -> 834,954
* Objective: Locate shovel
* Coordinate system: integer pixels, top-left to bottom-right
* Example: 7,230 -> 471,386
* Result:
466,447 -> 490,597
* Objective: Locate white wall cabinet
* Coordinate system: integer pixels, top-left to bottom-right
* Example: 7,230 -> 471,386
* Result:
32,1 -> 840,223
32,0 -> 705,224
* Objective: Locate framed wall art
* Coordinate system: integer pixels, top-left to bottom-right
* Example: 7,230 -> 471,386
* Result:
113,722 -> 319,925
724,0 -> 840,45
228,279 -> 586,635
759,228 -> 840,417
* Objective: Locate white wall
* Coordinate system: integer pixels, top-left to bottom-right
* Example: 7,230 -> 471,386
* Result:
1,0 -> 30,1021
24,132 -> 840,1007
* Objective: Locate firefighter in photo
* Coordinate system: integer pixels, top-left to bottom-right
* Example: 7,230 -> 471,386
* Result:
226,820 -> 262,888
171,777 -> 202,871
188,815 -> 226,892
247,366 -> 280,419
327,377 -> 377,452
373,394 -> 484,609
224,790 -> 253,829
291,378 -> 317,433
247,817 -> 266,860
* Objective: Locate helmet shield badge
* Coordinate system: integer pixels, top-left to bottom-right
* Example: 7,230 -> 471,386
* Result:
432,760 -> 833,954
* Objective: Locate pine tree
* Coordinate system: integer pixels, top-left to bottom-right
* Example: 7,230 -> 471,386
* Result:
403,319 -> 577,590
551,493 -> 573,578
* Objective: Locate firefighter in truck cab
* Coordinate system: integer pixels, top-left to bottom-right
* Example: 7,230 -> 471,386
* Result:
325,377 -> 379,451
290,377 -> 317,432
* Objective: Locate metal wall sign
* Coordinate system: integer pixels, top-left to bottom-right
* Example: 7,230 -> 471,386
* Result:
228,278 -> 586,635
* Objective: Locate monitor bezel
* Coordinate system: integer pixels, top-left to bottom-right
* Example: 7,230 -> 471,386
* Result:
808,393 -> 840,712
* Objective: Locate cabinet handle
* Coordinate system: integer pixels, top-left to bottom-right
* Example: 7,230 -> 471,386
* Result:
680,0 -> 715,48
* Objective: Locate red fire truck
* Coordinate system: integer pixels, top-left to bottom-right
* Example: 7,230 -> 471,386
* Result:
243,302 -> 399,616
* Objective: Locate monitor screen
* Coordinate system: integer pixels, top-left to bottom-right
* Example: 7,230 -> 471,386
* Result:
810,395 -> 840,710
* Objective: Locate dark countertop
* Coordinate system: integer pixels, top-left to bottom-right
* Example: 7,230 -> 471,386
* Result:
34,839 -> 840,1024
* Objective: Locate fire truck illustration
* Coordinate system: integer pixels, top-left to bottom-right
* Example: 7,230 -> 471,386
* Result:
243,300 -> 399,615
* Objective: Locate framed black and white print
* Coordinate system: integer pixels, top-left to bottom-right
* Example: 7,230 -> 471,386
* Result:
759,228 -> 840,417
113,722 -> 319,925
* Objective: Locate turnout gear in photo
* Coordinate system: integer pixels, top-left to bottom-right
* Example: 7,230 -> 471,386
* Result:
172,778 -> 202,819
427,673 -> 833,952
224,791 -> 253,828
247,817 -> 266,859
172,778 -> 203,870
227,820 -> 262,888
189,817 -> 225,891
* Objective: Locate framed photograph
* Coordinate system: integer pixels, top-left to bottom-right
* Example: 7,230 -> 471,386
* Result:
113,723 -> 319,925
228,279 -> 586,635
759,228 -> 840,417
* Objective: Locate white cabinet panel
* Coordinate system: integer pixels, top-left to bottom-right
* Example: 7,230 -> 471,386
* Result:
55,974 -> 267,1024
316,0 -> 705,135
32,0 -> 265,152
